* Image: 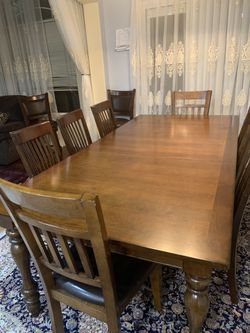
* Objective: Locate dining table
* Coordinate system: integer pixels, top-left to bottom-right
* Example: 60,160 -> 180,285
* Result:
0,115 -> 239,332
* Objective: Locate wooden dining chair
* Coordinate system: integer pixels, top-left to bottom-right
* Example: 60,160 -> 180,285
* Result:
0,179 -> 162,333
237,106 -> 250,168
228,126 -> 250,304
107,89 -> 136,127
91,100 -> 117,138
171,90 -> 212,116
57,109 -> 92,155
10,121 -> 62,178
19,93 -> 53,125
236,125 -> 250,191
19,93 -> 61,149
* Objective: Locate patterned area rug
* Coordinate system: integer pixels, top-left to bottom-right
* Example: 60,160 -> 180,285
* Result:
0,160 -> 27,184
0,206 -> 249,332
0,160 -> 27,240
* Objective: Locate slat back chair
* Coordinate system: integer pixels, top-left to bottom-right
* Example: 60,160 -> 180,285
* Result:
10,121 -> 62,178
0,179 -> 161,333
19,93 -> 53,126
91,100 -> 117,138
57,109 -> 92,155
237,107 -> 250,167
107,89 -> 136,127
19,93 -> 60,149
228,130 -> 250,304
236,125 -> 250,192
171,90 -> 212,116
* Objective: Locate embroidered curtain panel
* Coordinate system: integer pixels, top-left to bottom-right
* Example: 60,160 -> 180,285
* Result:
0,0 -> 53,97
48,0 -> 99,141
130,0 -> 250,126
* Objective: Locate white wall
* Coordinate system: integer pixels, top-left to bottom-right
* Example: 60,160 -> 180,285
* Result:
84,2 -> 107,103
99,0 -> 131,91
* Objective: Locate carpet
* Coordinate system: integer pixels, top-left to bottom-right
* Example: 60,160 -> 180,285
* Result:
0,206 -> 249,332
0,161 -> 26,240
0,160 -> 27,184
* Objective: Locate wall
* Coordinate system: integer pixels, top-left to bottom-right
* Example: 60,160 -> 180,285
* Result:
99,0 -> 131,90
84,2 -> 107,103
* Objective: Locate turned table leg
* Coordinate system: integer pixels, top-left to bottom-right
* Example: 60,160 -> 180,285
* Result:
6,227 -> 41,316
184,262 -> 211,333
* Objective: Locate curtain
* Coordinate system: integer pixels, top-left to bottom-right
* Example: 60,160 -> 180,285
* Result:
0,0 -> 53,99
48,0 -> 99,141
130,0 -> 250,127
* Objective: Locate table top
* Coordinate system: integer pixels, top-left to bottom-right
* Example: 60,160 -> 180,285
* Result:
25,115 -> 239,268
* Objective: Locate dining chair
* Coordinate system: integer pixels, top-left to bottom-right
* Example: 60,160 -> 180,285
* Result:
171,90 -> 212,116
57,109 -> 92,155
228,125 -> 250,304
236,125 -> 250,191
0,179 -> 162,333
107,89 -> 136,127
10,121 -> 62,178
91,100 -> 117,138
19,93 -> 61,149
237,106 -> 250,168
19,93 -> 53,126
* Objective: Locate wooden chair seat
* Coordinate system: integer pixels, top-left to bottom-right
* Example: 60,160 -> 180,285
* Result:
55,252 -> 154,309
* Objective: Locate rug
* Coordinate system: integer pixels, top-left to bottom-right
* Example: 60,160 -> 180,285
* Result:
0,161 -> 27,240
0,207 -> 249,332
0,160 -> 27,184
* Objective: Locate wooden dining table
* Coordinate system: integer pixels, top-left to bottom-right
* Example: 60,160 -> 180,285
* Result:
1,115 -> 239,332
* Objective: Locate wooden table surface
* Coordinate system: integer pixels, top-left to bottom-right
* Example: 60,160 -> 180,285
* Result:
25,115 -> 238,269
2,115 -> 239,332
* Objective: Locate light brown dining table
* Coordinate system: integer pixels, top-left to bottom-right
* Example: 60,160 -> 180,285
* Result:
2,115 -> 239,332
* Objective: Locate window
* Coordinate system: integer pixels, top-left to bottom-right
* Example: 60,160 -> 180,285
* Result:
40,0 -> 80,112
147,5 -> 185,112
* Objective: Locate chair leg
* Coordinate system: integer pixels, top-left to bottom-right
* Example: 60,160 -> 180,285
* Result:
39,267 -> 65,332
46,295 -> 65,333
106,315 -> 121,333
228,217 -> 240,304
228,257 -> 239,304
150,265 -> 162,312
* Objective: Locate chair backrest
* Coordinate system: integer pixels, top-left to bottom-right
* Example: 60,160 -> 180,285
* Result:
57,109 -> 92,155
19,93 -> 52,126
0,179 -> 118,319
91,100 -> 117,138
238,106 -> 250,149
232,145 -> 250,249
10,121 -> 62,178
171,90 -> 212,116
235,124 -> 250,202
233,120 -> 250,242
107,89 -> 136,120
237,123 -> 250,181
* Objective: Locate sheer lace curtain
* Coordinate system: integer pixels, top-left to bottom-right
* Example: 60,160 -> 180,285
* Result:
0,0 -> 53,99
130,0 -> 250,126
48,0 -> 99,141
